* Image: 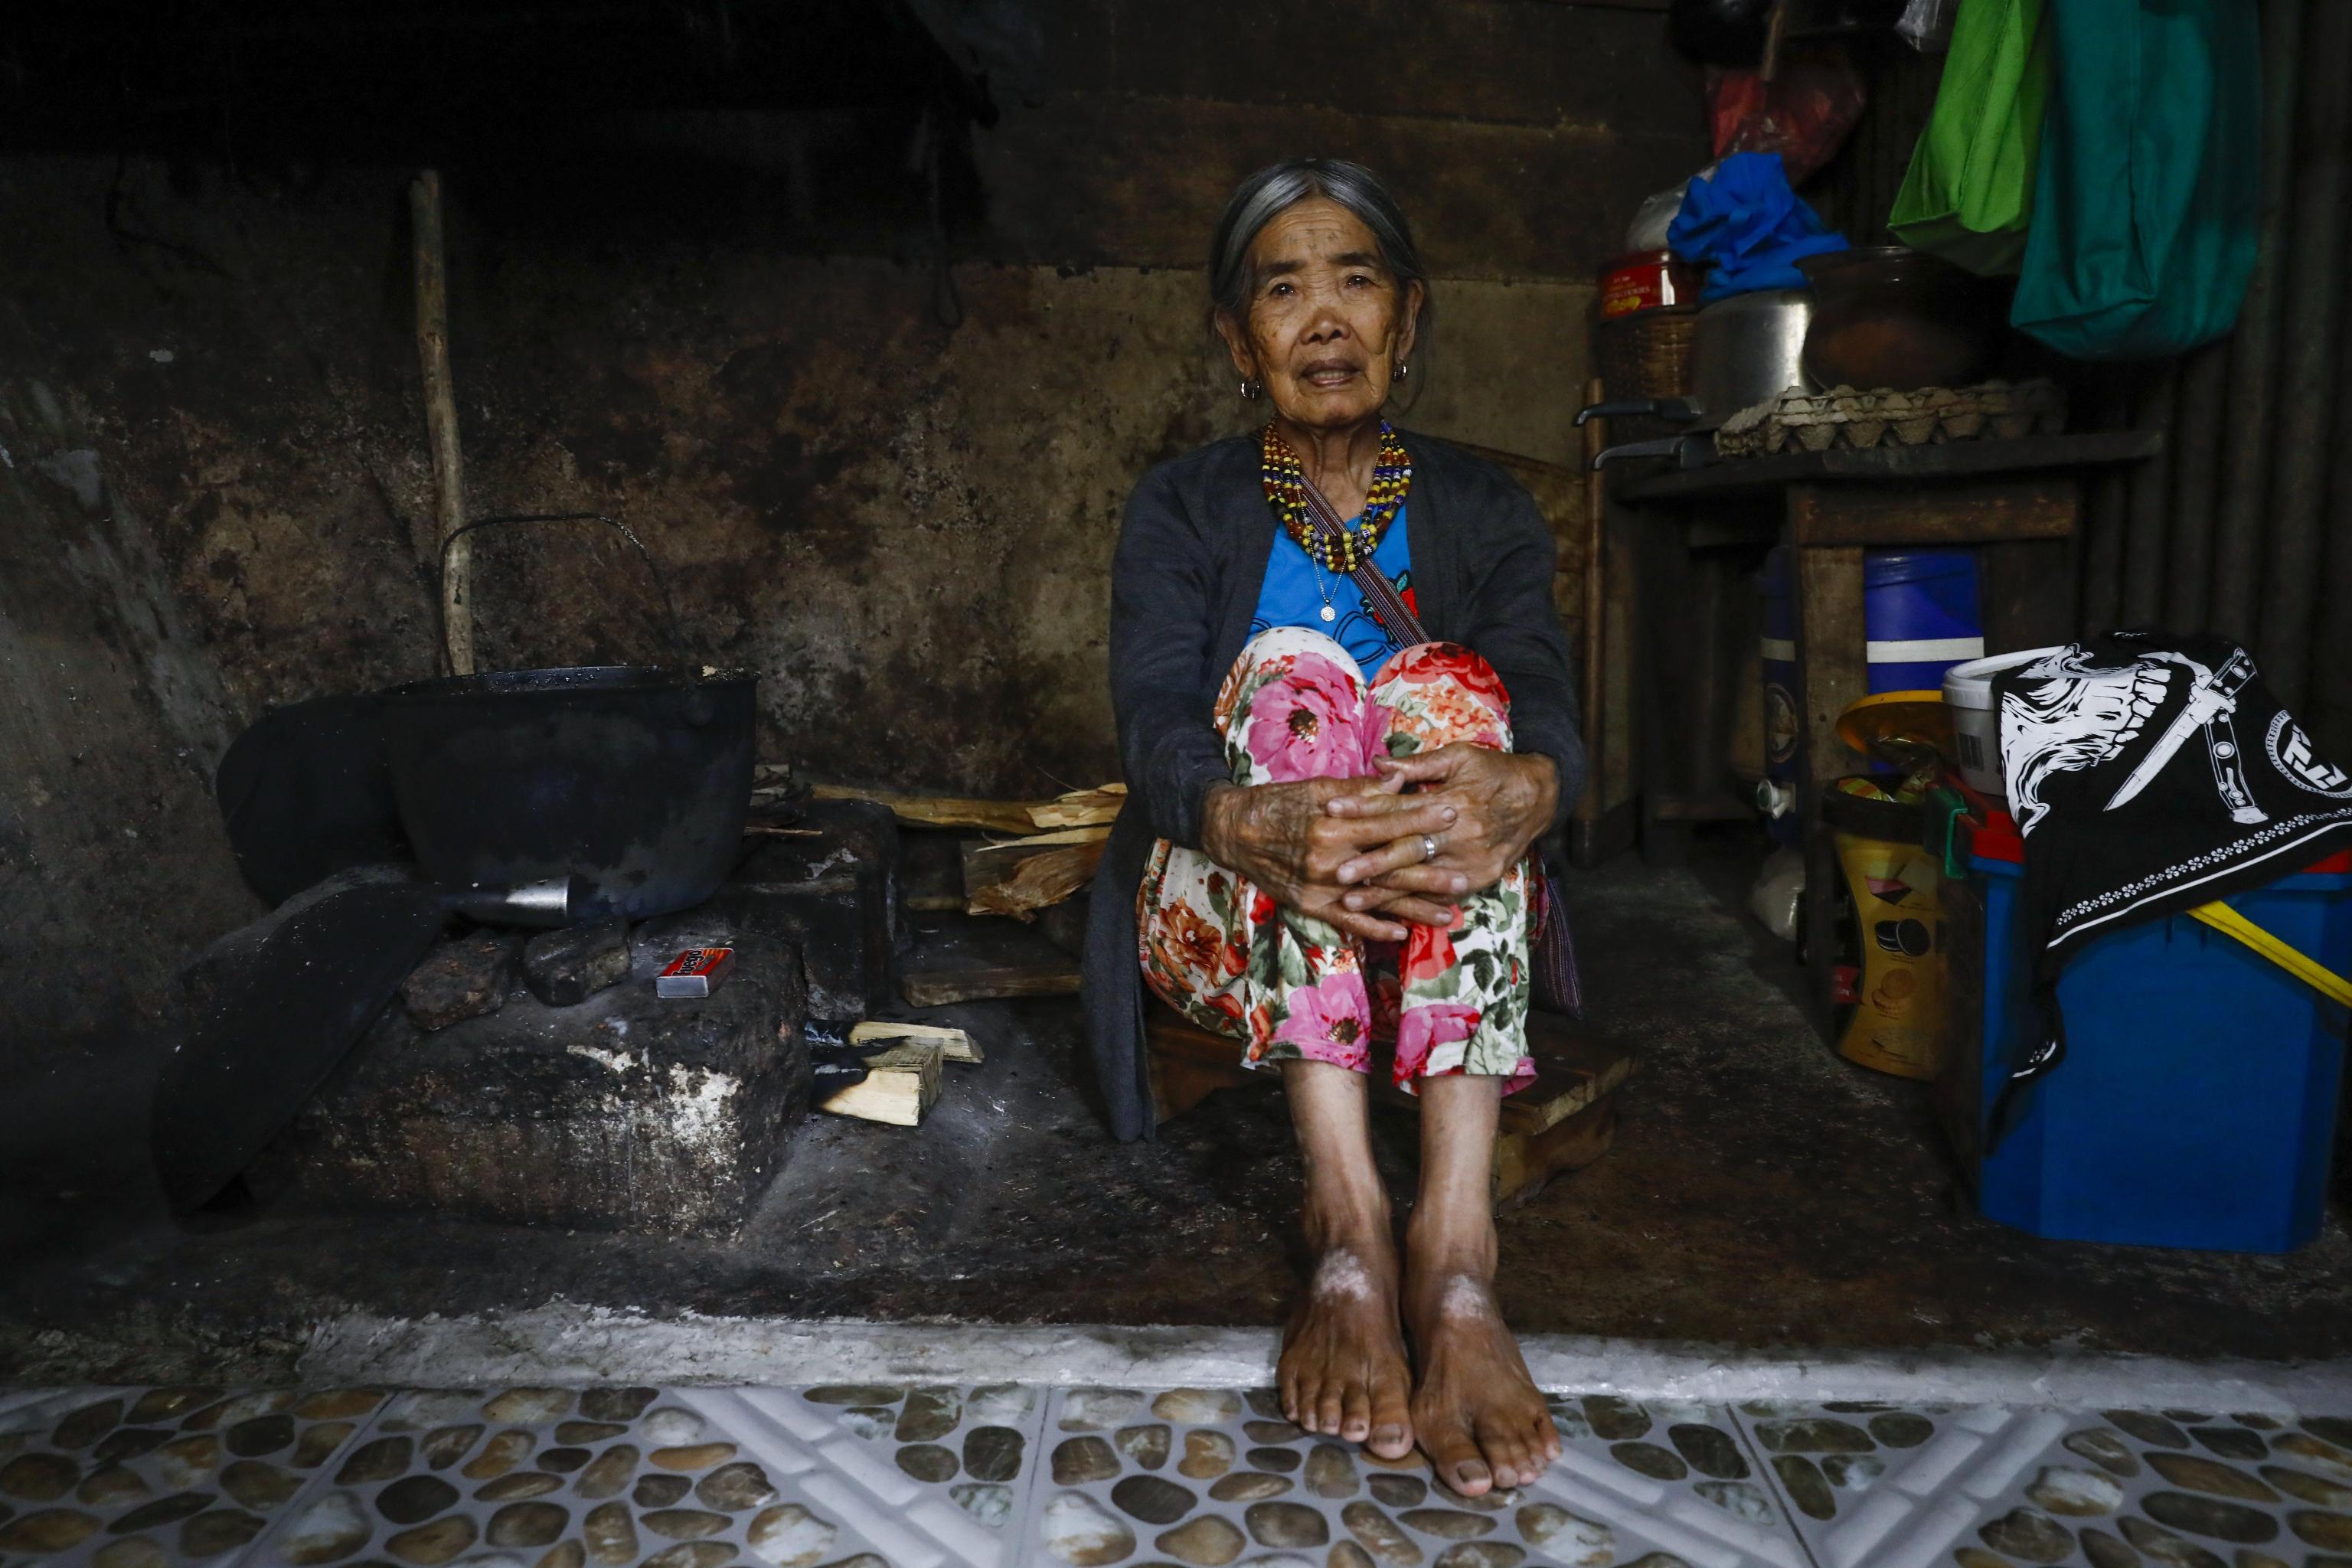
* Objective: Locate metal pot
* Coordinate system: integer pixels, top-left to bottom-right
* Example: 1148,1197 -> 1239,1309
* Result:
1688,287 -> 1815,417
1579,288 -> 1815,469
1797,246 -> 2002,392
378,665 -> 756,920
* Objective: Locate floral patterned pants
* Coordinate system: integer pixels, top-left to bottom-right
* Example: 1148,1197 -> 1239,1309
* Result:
1138,627 -> 1535,1093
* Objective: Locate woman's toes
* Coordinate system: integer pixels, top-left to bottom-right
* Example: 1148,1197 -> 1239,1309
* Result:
1420,1414 -> 1491,1498
1368,1380 -> 1415,1460
1294,1378 -> 1325,1433
1338,1381 -> 1372,1443
1316,1383 -> 1348,1439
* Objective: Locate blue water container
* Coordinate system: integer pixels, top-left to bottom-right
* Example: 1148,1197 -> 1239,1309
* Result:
1865,549 -> 1982,694
1966,835 -> 2352,1253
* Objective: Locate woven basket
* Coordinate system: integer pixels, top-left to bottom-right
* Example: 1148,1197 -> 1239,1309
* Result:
1590,305 -> 1700,446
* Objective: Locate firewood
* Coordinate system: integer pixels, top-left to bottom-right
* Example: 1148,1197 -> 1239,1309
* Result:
816,1042 -> 942,1126
848,1020 -> 982,1063
963,831 -> 1109,920
806,784 -> 1040,835
1028,783 -> 1127,829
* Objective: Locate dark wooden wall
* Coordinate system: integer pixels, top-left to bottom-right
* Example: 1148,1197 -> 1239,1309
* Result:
0,0 -> 1710,1040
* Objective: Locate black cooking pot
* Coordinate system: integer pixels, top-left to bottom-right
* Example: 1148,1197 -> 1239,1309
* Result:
378,665 -> 756,920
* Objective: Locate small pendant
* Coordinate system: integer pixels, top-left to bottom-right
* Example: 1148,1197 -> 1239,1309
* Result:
1320,604 -> 1337,622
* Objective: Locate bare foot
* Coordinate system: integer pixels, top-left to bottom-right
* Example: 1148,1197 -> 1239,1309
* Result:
1279,1235 -> 1416,1458
1404,1266 -> 1560,1497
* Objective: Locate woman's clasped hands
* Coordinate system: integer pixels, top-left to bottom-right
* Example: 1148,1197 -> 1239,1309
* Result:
1200,746 -> 1557,945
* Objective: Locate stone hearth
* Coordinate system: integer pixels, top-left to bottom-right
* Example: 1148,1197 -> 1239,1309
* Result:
262,923 -> 810,1240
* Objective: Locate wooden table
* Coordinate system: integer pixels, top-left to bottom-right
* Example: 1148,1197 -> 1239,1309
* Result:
1612,432 -> 2163,1031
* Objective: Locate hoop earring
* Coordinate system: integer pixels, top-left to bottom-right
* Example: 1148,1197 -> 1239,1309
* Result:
1240,379 -> 1262,400
1393,361 -> 1410,381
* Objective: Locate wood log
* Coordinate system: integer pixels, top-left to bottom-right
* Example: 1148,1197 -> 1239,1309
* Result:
816,1042 -> 942,1126
963,831 -> 1109,920
848,1020 -> 982,1064
410,170 -> 472,677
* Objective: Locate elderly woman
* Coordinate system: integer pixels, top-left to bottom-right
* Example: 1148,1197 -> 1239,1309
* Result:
1082,159 -> 1583,1495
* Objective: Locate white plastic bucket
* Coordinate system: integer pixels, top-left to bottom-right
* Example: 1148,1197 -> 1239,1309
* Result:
1942,647 -> 2063,799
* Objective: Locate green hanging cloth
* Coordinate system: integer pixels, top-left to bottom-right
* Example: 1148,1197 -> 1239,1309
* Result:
1889,0 -> 2052,276
2010,0 -> 2262,361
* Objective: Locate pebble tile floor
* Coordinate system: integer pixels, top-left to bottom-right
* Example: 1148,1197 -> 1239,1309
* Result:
5,1384 -> 2352,1568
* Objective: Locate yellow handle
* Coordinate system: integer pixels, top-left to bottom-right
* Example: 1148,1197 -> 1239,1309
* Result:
2188,901 -> 2352,1009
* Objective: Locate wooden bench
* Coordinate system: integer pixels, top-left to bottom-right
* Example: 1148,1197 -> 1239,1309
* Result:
1145,1007 -> 1634,1209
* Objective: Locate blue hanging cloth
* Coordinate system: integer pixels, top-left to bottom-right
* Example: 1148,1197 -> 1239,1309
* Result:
1668,152 -> 1850,300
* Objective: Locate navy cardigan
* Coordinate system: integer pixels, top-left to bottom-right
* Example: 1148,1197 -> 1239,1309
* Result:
1081,430 -> 1586,1141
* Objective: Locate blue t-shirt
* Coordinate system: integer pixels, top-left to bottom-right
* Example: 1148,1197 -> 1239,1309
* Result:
1250,504 -> 1415,681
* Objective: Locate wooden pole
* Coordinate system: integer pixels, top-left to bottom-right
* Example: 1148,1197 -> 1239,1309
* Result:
1579,375 -> 1606,813
411,170 -> 472,676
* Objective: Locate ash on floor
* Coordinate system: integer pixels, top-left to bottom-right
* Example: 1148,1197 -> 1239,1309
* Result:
4,843 -> 2350,1386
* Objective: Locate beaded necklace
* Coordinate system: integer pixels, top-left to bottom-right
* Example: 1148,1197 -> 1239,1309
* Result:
1259,420 -> 1411,575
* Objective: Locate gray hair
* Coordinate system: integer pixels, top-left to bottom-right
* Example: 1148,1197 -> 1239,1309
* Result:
1208,158 -> 1432,349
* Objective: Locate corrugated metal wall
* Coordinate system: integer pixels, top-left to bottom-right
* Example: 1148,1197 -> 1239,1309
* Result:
1813,0 -> 2352,752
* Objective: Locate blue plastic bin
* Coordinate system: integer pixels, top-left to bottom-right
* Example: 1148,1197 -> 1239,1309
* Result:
1968,838 -> 2352,1253
1864,549 -> 1983,693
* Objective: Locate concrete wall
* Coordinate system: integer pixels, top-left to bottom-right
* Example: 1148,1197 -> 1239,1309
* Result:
0,0 -> 1706,1037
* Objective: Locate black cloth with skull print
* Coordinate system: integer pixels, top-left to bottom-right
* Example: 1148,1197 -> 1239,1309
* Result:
1985,630 -> 2352,1137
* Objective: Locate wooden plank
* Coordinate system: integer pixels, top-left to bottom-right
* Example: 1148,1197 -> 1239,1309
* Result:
1979,536 -> 2080,655
902,965 -> 1080,1007
808,784 -> 1040,835
1787,476 -> 2080,547
1790,491 -> 1870,1043
1790,537 -> 1870,792
900,916 -> 1083,1006
816,1042 -> 942,1126
1613,431 -> 2164,505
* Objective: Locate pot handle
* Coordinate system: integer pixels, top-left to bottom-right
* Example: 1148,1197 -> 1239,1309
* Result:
1574,397 -> 1698,427
438,512 -> 691,669
1590,437 -> 1692,470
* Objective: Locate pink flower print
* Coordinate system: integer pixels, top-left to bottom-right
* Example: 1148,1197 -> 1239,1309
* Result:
1245,653 -> 1370,782
1274,972 -> 1373,1070
1395,1001 -> 1481,1081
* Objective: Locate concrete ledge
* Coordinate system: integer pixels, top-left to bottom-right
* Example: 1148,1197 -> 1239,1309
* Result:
302,1303 -> 2352,1413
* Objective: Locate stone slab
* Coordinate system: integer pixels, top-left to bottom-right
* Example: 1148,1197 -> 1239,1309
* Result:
265,930 -> 809,1240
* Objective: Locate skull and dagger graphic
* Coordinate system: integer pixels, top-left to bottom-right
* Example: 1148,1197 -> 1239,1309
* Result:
2102,647 -> 2266,824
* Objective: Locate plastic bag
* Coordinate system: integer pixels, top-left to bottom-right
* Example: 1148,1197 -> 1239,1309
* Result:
1888,0 -> 2050,275
1704,44 -> 1870,185
1668,152 -> 1850,300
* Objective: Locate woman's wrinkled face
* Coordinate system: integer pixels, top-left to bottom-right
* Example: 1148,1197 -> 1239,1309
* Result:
1218,197 -> 1423,433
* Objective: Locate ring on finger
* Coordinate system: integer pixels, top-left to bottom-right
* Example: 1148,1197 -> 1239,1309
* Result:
1421,832 -> 1441,863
